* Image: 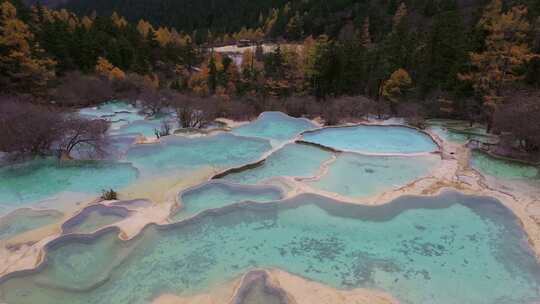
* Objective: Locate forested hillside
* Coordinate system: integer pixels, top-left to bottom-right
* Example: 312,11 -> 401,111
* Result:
2,0 -> 540,158
48,0 -> 539,41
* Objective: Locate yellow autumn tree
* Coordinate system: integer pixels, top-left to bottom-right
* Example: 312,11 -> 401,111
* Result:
95,57 -> 125,80
155,27 -> 172,47
189,68 -> 210,96
109,67 -> 126,80
458,0 -> 537,130
137,19 -> 154,38
0,1 -> 56,94
111,12 -> 128,28
81,16 -> 93,30
382,68 -> 412,113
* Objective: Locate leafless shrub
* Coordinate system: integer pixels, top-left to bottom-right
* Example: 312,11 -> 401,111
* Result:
0,95 -> 110,159
138,87 -> 174,117
112,73 -> 148,101
397,102 -> 426,129
172,94 -> 218,128
101,189 -> 118,200
0,96 -> 64,159
154,120 -> 172,138
220,98 -> 257,121
321,96 -> 377,125
283,96 -> 319,118
59,116 -> 109,159
54,72 -> 114,107
494,90 -> 540,153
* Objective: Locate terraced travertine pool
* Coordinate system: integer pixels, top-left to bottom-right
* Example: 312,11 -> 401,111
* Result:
0,159 -> 139,215
0,209 -> 63,241
471,150 -> 539,181
172,181 -> 283,221
232,112 -> 316,144
1,105 -> 539,304
1,193 -> 540,304
301,125 -> 438,154
426,119 -> 496,145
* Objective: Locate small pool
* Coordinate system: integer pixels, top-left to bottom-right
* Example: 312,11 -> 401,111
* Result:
172,181 -> 283,221
221,143 -> 333,185
62,205 -> 130,235
80,101 -> 178,138
308,153 -> 440,198
0,159 -> 139,214
301,125 -> 438,154
126,133 -> 272,177
233,112 -> 316,143
471,150 -> 539,180
427,120 -> 494,145
0,209 -> 63,241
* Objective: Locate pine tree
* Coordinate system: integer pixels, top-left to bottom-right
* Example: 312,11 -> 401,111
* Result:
304,35 -> 341,99
286,12 -> 303,41
420,5 -> 467,94
393,2 -> 408,30
360,17 -> 372,48
207,53 -> 218,94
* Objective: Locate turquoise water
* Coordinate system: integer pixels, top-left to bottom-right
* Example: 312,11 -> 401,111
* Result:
79,102 -> 142,130
233,112 -> 316,143
471,150 -> 539,180
62,206 -> 128,235
126,133 -> 272,177
0,209 -> 63,240
221,143 -> 333,184
111,120 -> 163,138
2,192 -> 539,304
301,125 -> 438,154
0,159 -> 139,213
308,153 -> 440,198
426,120 -> 495,145
80,101 -> 177,137
173,182 -> 283,221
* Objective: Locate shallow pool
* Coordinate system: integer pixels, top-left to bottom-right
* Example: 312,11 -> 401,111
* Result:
427,120 -> 494,145
233,112 -> 316,143
80,101 -> 178,138
308,153 -> 440,198
126,133 -> 272,177
2,191 -> 539,304
221,143 -> 333,185
0,209 -> 63,240
0,159 -> 139,214
62,205 -> 130,235
301,125 -> 438,154
471,150 -> 539,181
173,181 -> 283,221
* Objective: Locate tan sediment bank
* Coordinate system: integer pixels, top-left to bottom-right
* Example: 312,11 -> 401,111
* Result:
152,269 -> 398,304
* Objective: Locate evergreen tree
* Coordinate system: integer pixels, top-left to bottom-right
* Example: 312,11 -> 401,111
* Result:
207,53 -> 217,94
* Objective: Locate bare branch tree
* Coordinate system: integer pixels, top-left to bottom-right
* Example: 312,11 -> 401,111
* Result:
172,94 -> 217,129
0,96 -> 64,159
59,116 -> 110,159
53,72 -> 114,107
